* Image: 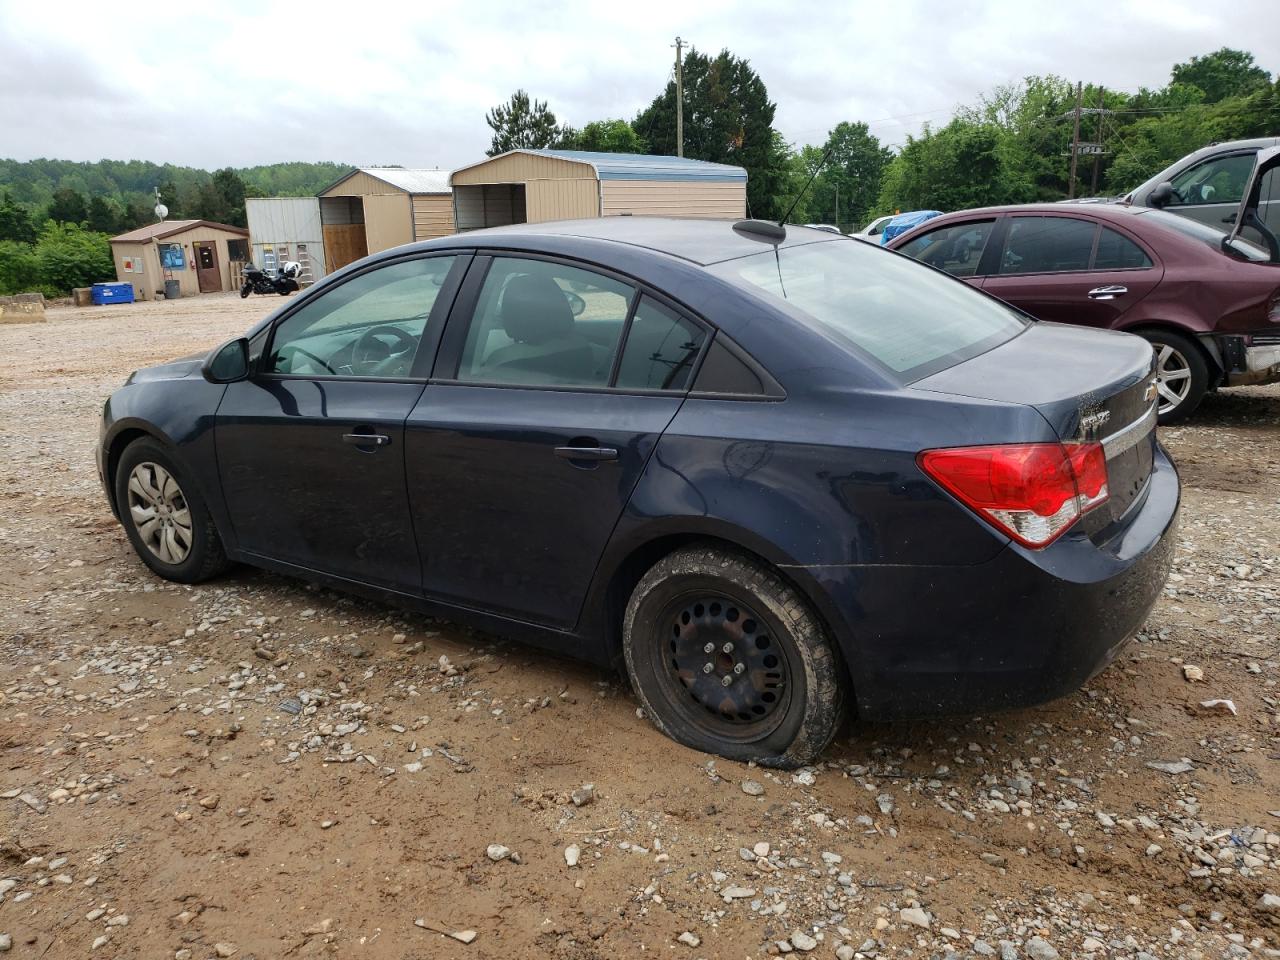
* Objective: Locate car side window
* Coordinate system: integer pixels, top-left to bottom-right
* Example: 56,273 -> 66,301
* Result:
897,220 -> 995,277
457,258 -> 635,387
1094,228 -> 1153,270
615,296 -> 708,391
266,256 -> 456,378
997,216 -> 1097,275
1168,153 -> 1255,206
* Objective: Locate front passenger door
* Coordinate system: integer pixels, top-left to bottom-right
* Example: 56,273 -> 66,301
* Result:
215,254 -> 465,590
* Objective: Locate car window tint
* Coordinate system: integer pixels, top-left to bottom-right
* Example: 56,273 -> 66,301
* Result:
898,220 -> 995,277
615,296 -> 707,391
457,258 -> 634,387
998,216 -> 1097,275
266,256 -> 455,378
1094,228 -> 1153,270
1168,153 -> 1256,206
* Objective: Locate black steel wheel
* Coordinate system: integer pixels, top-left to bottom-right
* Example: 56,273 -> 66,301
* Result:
623,545 -> 846,768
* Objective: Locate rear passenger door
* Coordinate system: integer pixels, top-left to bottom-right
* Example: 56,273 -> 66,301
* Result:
404,255 -> 710,629
980,215 -> 1163,330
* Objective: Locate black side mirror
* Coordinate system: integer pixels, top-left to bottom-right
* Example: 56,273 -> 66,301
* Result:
1148,182 -> 1175,209
202,337 -> 250,383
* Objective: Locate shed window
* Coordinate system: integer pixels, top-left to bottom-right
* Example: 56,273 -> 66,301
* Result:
226,239 -> 249,262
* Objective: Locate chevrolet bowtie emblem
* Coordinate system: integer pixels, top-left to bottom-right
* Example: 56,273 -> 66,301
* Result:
1144,382 -> 1157,404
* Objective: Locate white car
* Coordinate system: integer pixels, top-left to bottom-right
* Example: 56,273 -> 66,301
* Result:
851,215 -> 894,243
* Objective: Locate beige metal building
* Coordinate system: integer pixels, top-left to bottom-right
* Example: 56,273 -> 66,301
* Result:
318,168 -> 453,272
449,150 -> 747,230
109,220 -> 250,301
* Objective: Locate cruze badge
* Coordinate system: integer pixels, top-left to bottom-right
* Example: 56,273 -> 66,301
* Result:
1080,409 -> 1111,434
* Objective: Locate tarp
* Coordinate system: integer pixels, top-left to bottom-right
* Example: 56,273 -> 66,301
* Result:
881,210 -> 943,244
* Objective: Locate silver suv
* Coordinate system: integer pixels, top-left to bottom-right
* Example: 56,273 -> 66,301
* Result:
1125,137 -> 1280,237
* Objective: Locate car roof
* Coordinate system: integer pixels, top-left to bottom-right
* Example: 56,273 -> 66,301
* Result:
430,217 -> 841,266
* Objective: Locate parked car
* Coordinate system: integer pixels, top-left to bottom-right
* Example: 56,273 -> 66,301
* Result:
881,209 -> 943,244
889,148 -> 1280,423
803,223 -> 843,235
98,217 -> 1178,767
1125,136 -> 1279,239
850,214 -> 894,242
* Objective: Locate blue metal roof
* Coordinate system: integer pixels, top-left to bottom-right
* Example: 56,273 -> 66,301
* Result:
529,150 -> 747,183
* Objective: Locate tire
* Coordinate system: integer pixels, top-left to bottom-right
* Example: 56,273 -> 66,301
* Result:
1139,329 -> 1209,426
623,545 -> 847,768
239,284 -> 251,299
114,437 -> 232,584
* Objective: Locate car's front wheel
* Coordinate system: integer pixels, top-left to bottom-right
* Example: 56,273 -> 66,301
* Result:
115,437 -> 231,583
1140,329 -> 1208,425
623,545 -> 846,768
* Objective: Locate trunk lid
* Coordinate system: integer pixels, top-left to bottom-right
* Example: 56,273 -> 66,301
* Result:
915,322 -> 1158,529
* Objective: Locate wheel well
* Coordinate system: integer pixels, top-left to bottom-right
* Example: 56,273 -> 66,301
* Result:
105,428 -> 154,513
1124,323 -> 1221,376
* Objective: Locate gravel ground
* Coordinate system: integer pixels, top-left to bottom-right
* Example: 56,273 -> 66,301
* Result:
1,294 -> 1278,960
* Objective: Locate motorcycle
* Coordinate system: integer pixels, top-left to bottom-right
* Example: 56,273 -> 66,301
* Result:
241,261 -> 301,297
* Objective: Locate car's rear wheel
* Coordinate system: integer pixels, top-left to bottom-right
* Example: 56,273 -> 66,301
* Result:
1139,329 -> 1208,425
623,545 -> 846,768
115,437 -> 231,583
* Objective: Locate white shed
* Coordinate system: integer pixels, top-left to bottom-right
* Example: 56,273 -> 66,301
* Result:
245,197 -> 327,285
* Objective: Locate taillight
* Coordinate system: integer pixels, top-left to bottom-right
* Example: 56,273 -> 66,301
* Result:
918,442 -> 1109,548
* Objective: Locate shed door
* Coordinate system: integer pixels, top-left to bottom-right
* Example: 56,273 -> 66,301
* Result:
193,242 -> 221,293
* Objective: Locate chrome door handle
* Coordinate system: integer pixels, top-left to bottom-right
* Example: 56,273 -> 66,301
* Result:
554,445 -> 618,462
343,432 -> 390,446
1088,285 -> 1128,300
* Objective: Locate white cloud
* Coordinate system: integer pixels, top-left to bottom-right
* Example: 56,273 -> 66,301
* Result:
0,0 -> 1275,169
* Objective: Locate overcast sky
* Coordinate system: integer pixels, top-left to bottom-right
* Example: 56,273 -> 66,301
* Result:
1,0 -> 1276,171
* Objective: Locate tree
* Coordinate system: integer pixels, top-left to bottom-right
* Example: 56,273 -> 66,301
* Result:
46,186 -> 88,225
156,178 -> 182,219
32,222 -> 115,294
0,240 -> 40,295
876,119 -> 1025,213
1171,48 -> 1272,104
87,195 -> 121,234
570,119 -> 647,153
484,90 -> 573,155
803,122 -> 893,229
0,191 -> 36,244
191,168 -> 249,226
635,48 -> 789,219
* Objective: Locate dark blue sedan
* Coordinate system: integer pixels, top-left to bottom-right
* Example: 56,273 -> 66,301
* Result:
98,218 -> 1179,767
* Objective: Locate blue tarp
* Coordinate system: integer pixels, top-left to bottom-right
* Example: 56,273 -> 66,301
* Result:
881,210 -> 943,244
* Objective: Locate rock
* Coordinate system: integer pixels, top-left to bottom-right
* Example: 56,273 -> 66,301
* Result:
1146,759 -> 1194,775
198,794 -> 220,810
1025,937 -> 1060,960
91,936 -> 109,950
741,779 -> 765,797
17,793 -> 47,814
753,841 -> 771,858
564,844 -> 581,867
570,783 -> 596,807
980,852 -> 1007,867
1182,664 -> 1204,682
835,946 -> 856,960
404,761 -> 423,773
790,931 -> 818,952
106,915 -> 129,927
792,770 -> 816,787
1258,892 -> 1280,914
302,919 -> 334,935
1197,698 -> 1237,716
214,944 -> 238,958
721,886 -> 756,902
677,931 -> 701,947
0,933 -> 10,953
449,930 -> 477,944
0,880 -> 15,897
175,950 -> 193,960
899,907 -> 931,929
486,844 -> 512,862
821,851 -> 842,865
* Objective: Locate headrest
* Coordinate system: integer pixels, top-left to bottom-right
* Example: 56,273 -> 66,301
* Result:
499,274 -> 575,344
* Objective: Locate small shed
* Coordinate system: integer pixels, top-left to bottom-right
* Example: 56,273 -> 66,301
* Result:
109,220 -> 250,301
317,168 -> 453,272
245,197 -> 327,286
448,150 -> 747,230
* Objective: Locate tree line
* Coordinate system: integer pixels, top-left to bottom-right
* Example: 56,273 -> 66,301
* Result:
484,46 -> 1277,230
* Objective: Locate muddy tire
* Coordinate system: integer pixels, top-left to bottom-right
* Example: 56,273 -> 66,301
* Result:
623,545 -> 846,768
115,437 -> 232,584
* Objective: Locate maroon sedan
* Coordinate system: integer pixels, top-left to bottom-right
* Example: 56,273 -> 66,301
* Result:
888,158 -> 1280,423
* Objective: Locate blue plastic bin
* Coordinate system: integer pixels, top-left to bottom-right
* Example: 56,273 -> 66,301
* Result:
91,282 -> 135,305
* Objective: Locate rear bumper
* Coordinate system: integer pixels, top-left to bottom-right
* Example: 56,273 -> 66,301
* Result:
810,444 -> 1179,721
1213,334 -> 1280,387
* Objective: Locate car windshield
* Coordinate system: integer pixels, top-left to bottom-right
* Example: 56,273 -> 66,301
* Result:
711,240 -> 1027,381
1136,208 -> 1272,262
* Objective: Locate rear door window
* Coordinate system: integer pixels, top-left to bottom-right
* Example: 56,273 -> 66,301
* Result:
897,220 -> 995,277
614,296 -> 708,391
997,216 -> 1097,274
1094,227 -> 1153,270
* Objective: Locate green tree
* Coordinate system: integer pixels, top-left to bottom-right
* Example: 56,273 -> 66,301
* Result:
570,119 -> 647,153
191,168 -> 249,226
803,122 -> 893,229
0,191 -> 37,244
46,186 -> 88,224
87,195 -> 121,234
635,48 -> 789,219
156,178 -> 182,219
485,90 -> 573,155
0,240 -> 40,295
877,119 -> 1025,213
32,222 -> 115,294
1171,48 -> 1272,104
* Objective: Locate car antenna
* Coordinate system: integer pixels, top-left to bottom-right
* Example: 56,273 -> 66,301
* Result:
732,147 -> 834,244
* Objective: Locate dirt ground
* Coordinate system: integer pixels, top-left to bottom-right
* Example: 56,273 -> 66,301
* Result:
1,293 -> 1278,960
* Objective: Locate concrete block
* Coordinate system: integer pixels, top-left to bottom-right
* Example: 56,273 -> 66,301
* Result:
0,292 -> 47,324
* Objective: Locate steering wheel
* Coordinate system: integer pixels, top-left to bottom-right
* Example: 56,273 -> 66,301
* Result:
353,325 -> 418,372
278,344 -> 336,374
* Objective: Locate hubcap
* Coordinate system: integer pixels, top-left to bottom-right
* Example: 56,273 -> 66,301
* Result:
663,596 -> 789,736
1152,343 -> 1192,415
126,462 -> 193,564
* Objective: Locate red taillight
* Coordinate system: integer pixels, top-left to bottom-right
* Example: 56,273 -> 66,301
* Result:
918,442 -> 1110,548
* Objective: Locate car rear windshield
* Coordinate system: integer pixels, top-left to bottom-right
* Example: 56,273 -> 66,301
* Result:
711,240 -> 1027,381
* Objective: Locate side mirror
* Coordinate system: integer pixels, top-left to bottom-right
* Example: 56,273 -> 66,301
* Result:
202,337 -> 250,383
1148,182 -> 1175,209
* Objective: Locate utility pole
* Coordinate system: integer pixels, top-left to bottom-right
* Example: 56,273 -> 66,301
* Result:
1067,81 -> 1083,199
1090,86 -> 1105,195
834,181 -> 839,231
674,36 -> 684,158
